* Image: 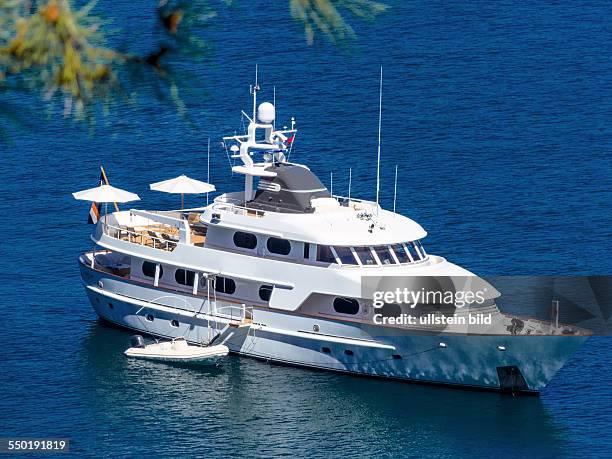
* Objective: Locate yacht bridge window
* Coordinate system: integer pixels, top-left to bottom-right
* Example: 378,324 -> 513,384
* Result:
406,242 -> 422,261
392,244 -> 410,263
309,241 -> 427,266
374,246 -> 395,265
354,247 -> 376,266
333,246 -> 358,265
316,245 -> 336,263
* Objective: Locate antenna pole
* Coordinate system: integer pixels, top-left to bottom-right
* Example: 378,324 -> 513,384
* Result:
207,137 -> 211,205
330,172 -> 333,196
376,66 -> 383,211
273,85 -> 276,131
348,168 -> 352,202
252,64 -> 259,122
393,164 -> 398,213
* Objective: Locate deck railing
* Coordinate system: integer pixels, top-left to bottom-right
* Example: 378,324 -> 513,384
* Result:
212,197 -> 265,217
105,224 -> 177,251
213,303 -> 252,322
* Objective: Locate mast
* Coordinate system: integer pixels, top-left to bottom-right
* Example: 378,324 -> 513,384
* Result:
207,137 -> 211,205
376,66 -> 383,211
252,64 -> 259,123
393,164 -> 398,213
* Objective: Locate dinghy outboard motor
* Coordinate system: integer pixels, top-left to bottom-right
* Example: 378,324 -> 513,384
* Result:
130,335 -> 145,349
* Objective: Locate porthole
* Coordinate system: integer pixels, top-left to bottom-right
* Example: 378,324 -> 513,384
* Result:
379,303 -> 402,318
321,347 -> 331,354
267,237 -> 291,255
95,297 -> 100,304
313,324 -> 320,332
333,297 -> 359,315
142,261 -> 162,278
392,354 -> 402,360
108,303 -> 114,310
170,319 -> 179,328
145,314 -> 154,322
259,285 -> 273,301
344,349 -> 354,356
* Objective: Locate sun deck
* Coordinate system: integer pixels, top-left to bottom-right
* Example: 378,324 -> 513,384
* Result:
100,209 -> 207,251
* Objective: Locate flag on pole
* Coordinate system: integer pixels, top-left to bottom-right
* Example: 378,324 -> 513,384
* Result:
87,170 -> 105,224
286,134 -> 295,146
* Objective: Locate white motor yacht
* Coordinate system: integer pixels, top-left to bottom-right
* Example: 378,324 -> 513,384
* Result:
77,80 -> 589,394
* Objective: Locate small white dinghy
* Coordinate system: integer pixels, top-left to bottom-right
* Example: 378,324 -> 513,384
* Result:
125,335 -> 229,365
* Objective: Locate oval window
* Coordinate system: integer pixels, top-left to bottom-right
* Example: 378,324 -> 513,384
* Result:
333,297 -> 359,315
175,269 -> 196,286
267,237 -> 291,255
379,303 -> 402,318
259,285 -> 273,301
142,261 -> 162,278
215,276 -> 236,295
233,231 -> 257,249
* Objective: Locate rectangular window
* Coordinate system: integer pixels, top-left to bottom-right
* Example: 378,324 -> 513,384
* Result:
374,246 -> 396,265
354,246 -> 377,266
316,245 -> 336,263
406,242 -> 421,261
215,276 -> 236,295
333,246 -> 358,265
415,240 -> 427,258
303,242 -> 310,259
392,244 -> 410,263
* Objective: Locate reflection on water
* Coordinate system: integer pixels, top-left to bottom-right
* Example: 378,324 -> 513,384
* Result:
78,320 -> 571,457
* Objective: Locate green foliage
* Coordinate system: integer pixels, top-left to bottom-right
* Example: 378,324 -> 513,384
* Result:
0,0 -> 388,124
290,0 -> 388,45
0,1 -> 117,117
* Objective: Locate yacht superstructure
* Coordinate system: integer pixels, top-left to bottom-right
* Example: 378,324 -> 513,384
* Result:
77,82 -> 589,394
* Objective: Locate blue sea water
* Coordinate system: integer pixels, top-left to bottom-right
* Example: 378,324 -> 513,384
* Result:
1,0 -> 611,457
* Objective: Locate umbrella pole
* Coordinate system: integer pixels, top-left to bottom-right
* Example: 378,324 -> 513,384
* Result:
104,202 -> 108,234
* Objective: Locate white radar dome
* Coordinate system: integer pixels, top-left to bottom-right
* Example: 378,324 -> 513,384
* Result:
257,102 -> 275,123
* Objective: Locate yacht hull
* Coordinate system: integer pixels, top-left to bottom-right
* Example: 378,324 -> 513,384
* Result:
81,266 -> 587,394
